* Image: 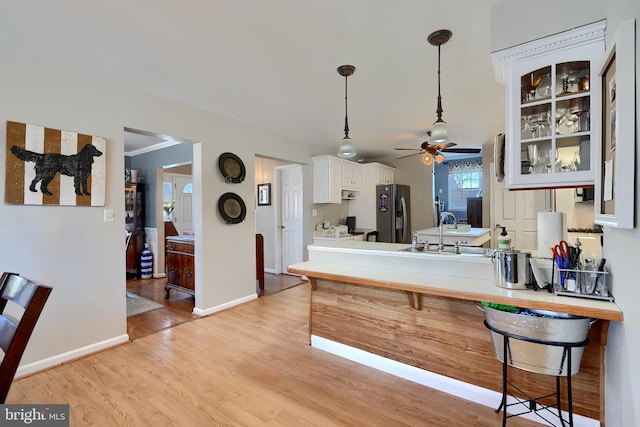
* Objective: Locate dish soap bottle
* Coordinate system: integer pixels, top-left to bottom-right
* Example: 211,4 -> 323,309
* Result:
497,227 -> 511,250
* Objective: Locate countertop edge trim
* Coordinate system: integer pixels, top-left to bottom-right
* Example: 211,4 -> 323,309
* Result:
288,264 -> 623,322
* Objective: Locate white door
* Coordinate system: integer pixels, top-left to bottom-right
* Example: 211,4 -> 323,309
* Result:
490,163 -> 550,251
280,166 -> 303,273
174,175 -> 193,234
164,173 -> 193,235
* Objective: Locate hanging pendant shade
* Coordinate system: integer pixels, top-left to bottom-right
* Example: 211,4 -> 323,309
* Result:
428,29 -> 452,145
337,65 -> 356,158
429,120 -> 449,144
338,136 -> 356,158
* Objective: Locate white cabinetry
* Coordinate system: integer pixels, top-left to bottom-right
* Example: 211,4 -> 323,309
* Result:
342,161 -> 362,191
375,164 -> 395,185
348,162 -> 396,230
312,155 -> 362,204
312,156 -> 342,204
492,21 -> 605,189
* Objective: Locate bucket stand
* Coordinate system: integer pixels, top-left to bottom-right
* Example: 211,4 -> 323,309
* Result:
484,320 -> 589,426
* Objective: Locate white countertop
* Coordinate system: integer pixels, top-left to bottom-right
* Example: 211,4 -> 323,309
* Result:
415,227 -> 491,246
313,234 -> 366,241
292,240 -> 623,321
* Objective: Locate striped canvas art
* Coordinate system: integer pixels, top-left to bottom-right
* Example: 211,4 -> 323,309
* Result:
5,121 -> 106,206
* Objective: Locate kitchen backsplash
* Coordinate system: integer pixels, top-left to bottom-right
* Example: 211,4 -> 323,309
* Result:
555,188 -> 595,229
312,202 -> 349,229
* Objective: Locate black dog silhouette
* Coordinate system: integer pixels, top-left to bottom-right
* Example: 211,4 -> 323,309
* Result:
10,144 -> 103,196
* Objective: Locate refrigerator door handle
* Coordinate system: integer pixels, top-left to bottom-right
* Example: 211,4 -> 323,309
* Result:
400,196 -> 407,242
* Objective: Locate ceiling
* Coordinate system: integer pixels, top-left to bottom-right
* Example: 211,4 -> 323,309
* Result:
1,0 -> 505,162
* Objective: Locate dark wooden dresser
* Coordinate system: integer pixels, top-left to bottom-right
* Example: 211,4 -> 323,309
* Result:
165,236 -> 195,298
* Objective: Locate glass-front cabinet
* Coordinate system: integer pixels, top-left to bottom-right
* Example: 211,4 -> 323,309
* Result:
493,21 -> 606,189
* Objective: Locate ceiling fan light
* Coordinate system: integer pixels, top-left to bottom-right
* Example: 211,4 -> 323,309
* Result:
435,153 -> 446,164
429,120 -> 449,144
421,152 -> 433,166
338,137 -> 356,158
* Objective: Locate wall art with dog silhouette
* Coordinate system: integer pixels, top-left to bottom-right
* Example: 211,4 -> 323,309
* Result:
5,121 -> 107,206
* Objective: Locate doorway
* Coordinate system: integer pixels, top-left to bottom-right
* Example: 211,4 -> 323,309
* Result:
277,165 -> 304,274
163,171 -> 193,235
124,128 -> 196,337
255,157 -> 304,277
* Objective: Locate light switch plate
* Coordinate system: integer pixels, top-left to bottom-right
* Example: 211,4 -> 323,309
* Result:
104,209 -> 114,222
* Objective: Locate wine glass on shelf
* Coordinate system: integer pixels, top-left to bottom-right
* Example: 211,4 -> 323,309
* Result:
526,115 -> 540,138
527,144 -> 538,172
555,107 -> 564,134
525,72 -> 542,101
531,111 -> 550,138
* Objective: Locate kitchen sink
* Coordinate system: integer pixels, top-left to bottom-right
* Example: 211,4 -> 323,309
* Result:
399,246 -> 495,257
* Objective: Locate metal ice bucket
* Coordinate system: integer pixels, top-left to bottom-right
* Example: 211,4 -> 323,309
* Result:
484,306 -> 591,376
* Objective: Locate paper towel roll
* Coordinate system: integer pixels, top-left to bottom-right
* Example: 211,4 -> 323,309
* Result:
537,212 -> 567,256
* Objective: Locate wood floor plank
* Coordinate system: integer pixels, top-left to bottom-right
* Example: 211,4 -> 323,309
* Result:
11,282 -> 541,426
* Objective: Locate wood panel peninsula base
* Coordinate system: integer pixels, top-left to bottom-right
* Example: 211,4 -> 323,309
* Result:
288,241 -> 624,425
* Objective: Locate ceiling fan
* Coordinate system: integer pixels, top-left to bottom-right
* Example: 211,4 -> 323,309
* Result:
394,139 -> 481,165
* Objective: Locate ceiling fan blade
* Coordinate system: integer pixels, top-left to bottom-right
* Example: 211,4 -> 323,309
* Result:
437,142 -> 457,150
420,141 -> 457,151
441,148 -> 482,153
396,152 -> 422,160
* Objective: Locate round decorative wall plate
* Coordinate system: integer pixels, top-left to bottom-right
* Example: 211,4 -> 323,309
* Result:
217,192 -> 247,224
218,152 -> 246,183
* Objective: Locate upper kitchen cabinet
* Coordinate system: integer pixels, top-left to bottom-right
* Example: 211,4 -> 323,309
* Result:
347,163 -> 396,230
313,156 -> 342,203
375,163 -> 395,185
341,160 -> 362,191
312,155 -> 362,203
492,21 -> 605,189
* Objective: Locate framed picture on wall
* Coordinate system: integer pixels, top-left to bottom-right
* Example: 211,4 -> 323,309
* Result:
594,19 -> 635,229
257,183 -> 271,206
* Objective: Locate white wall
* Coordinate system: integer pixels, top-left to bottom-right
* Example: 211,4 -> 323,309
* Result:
0,48 -> 315,373
492,1 -> 640,425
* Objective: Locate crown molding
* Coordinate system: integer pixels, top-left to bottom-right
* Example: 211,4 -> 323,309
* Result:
491,20 -> 607,84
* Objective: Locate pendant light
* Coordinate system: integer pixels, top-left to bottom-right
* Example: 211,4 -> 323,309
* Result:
428,29 -> 452,144
337,65 -> 356,158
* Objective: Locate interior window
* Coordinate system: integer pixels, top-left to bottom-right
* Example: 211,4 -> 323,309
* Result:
447,159 -> 483,211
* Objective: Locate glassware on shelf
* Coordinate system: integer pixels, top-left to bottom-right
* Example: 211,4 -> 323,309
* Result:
555,97 -> 589,136
524,140 -> 552,175
521,67 -> 551,103
555,140 -> 584,173
537,73 -> 552,99
556,61 -> 590,97
557,64 -> 576,95
521,103 -> 551,139
570,97 -> 591,132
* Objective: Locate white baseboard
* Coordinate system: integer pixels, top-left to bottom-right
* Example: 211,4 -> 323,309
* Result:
193,294 -> 258,316
264,268 -> 277,274
311,335 -> 598,427
16,334 -> 130,378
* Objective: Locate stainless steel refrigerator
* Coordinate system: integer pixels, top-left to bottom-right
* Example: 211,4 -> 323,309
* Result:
376,184 -> 411,243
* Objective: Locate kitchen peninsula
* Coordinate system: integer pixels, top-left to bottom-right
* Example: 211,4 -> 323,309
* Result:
288,241 -> 623,424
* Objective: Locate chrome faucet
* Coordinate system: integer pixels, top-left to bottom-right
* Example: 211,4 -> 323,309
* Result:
438,212 -> 458,251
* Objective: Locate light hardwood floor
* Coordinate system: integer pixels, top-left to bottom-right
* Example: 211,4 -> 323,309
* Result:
126,274 -> 306,340
12,283 -> 541,426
